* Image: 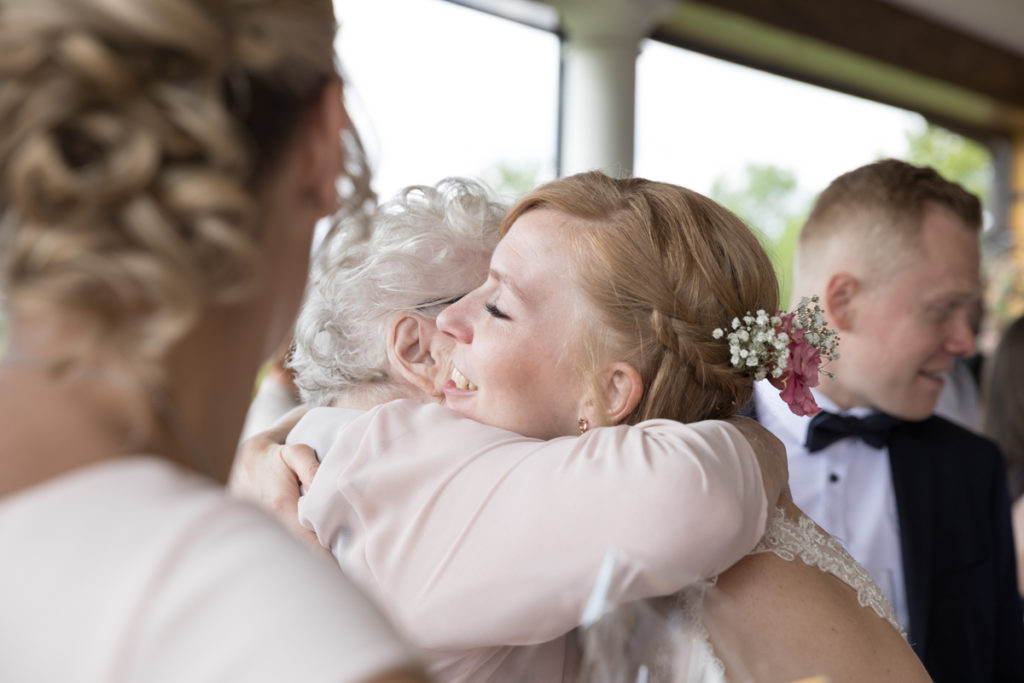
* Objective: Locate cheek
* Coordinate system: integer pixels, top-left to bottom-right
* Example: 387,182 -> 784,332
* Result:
902,318 -> 947,357
489,350 -> 548,407
492,350 -> 532,394
435,344 -> 454,377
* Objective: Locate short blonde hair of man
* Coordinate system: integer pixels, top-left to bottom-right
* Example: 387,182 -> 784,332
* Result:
796,158 -> 981,293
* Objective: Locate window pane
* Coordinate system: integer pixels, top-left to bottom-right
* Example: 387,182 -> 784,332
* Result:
333,0 -> 559,201
635,40 -> 922,199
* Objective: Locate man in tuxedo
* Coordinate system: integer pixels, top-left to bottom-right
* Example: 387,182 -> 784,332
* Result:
750,159 -> 1023,681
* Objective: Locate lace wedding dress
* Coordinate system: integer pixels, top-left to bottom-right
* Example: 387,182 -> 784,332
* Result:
750,507 -> 905,634
577,507 -> 906,683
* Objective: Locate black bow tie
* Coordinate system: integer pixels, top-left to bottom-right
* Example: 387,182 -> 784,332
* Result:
805,411 -> 901,453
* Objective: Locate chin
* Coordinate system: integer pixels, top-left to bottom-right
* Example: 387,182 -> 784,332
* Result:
883,402 -> 936,423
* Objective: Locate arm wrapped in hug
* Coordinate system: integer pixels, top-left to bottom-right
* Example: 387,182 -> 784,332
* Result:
297,399 -> 773,650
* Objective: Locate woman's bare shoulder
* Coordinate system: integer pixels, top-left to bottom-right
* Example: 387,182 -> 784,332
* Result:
706,552 -> 930,683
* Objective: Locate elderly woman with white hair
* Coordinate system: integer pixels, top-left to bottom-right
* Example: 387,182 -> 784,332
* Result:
238,177 -> 503,441
291,177 -> 504,410
230,177 -> 505,535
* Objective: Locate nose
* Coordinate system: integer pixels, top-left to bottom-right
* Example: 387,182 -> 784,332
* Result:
436,294 -> 473,344
946,309 -> 977,358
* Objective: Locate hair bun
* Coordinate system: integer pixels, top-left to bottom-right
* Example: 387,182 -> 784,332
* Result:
12,109 -> 160,225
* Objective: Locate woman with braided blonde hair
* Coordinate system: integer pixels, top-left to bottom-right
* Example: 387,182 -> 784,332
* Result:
281,171 -> 931,682
0,0 -> 424,681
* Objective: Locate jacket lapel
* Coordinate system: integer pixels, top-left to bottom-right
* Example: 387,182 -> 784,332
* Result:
888,423 -> 934,656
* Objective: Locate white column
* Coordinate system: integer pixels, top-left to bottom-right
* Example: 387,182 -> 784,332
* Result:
553,0 -> 673,178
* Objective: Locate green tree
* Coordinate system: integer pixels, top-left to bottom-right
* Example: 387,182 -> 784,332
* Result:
710,163 -> 812,308
480,160 -> 543,203
709,124 -> 997,312
901,121 -> 993,207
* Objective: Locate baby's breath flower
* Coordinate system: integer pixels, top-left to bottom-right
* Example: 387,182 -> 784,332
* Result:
712,295 -> 840,415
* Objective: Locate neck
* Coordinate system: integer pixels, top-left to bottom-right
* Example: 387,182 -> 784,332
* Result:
0,330 -> 156,498
160,300 -> 278,484
814,364 -> 862,412
0,301 -> 273,499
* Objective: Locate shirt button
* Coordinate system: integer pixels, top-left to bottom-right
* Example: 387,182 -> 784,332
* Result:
829,473 -> 840,483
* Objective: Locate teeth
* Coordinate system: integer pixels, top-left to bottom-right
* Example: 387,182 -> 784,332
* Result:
452,367 -> 478,391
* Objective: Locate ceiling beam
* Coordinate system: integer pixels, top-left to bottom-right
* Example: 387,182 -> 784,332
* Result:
446,0 -> 1024,138
654,0 -> 1024,136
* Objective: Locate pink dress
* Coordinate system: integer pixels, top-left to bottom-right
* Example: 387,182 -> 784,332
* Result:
0,456 -> 416,683
295,400 -> 771,683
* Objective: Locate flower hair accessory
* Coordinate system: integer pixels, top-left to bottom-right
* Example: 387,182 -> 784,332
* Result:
712,296 -> 839,417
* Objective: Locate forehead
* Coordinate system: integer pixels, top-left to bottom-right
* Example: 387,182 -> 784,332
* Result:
492,209 -> 576,290
888,205 -> 980,300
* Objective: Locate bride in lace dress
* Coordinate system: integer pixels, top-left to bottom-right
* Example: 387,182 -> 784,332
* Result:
266,172 -> 931,682
428,172 -> 928,682
580,498 -> 911,682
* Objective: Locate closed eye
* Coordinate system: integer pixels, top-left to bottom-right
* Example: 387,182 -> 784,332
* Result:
926,301 -> 961,323
486,302 -> 510,320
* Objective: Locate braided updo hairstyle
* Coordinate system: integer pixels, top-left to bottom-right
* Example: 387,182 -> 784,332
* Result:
0,0 -> 366,378
500,171 -> 779,424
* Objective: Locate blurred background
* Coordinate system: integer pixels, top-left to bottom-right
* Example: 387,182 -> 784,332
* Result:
331,0 -> 1021,350
3,0 -> 1016,355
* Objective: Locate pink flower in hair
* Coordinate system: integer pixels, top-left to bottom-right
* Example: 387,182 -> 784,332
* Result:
712,296 -> 839,417
769,322 -> 822,417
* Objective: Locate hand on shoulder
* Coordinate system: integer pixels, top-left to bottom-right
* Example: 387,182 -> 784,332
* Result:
229,405 -> 322,550
726,415 -> 789,507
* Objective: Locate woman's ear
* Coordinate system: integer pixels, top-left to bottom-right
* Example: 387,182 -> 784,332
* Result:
385,312 -> 444,397
823,272 -> 859,332
599,361 -> 644,425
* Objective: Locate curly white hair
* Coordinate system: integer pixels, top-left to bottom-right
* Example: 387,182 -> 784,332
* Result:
290,177 -> 504,406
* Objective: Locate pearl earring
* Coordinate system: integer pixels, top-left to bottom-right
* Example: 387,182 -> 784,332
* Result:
578,417 -> 590,435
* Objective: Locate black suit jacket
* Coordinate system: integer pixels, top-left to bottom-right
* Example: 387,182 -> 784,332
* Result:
743,402 -> 1024,681
888,416 -> 1024,682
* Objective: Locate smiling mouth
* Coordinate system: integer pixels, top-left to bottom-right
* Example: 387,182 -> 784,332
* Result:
919,369 -> 947,384
452,367 -> 478,391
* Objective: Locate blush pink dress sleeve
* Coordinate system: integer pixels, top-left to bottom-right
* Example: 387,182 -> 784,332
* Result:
297,399 -> 768,654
